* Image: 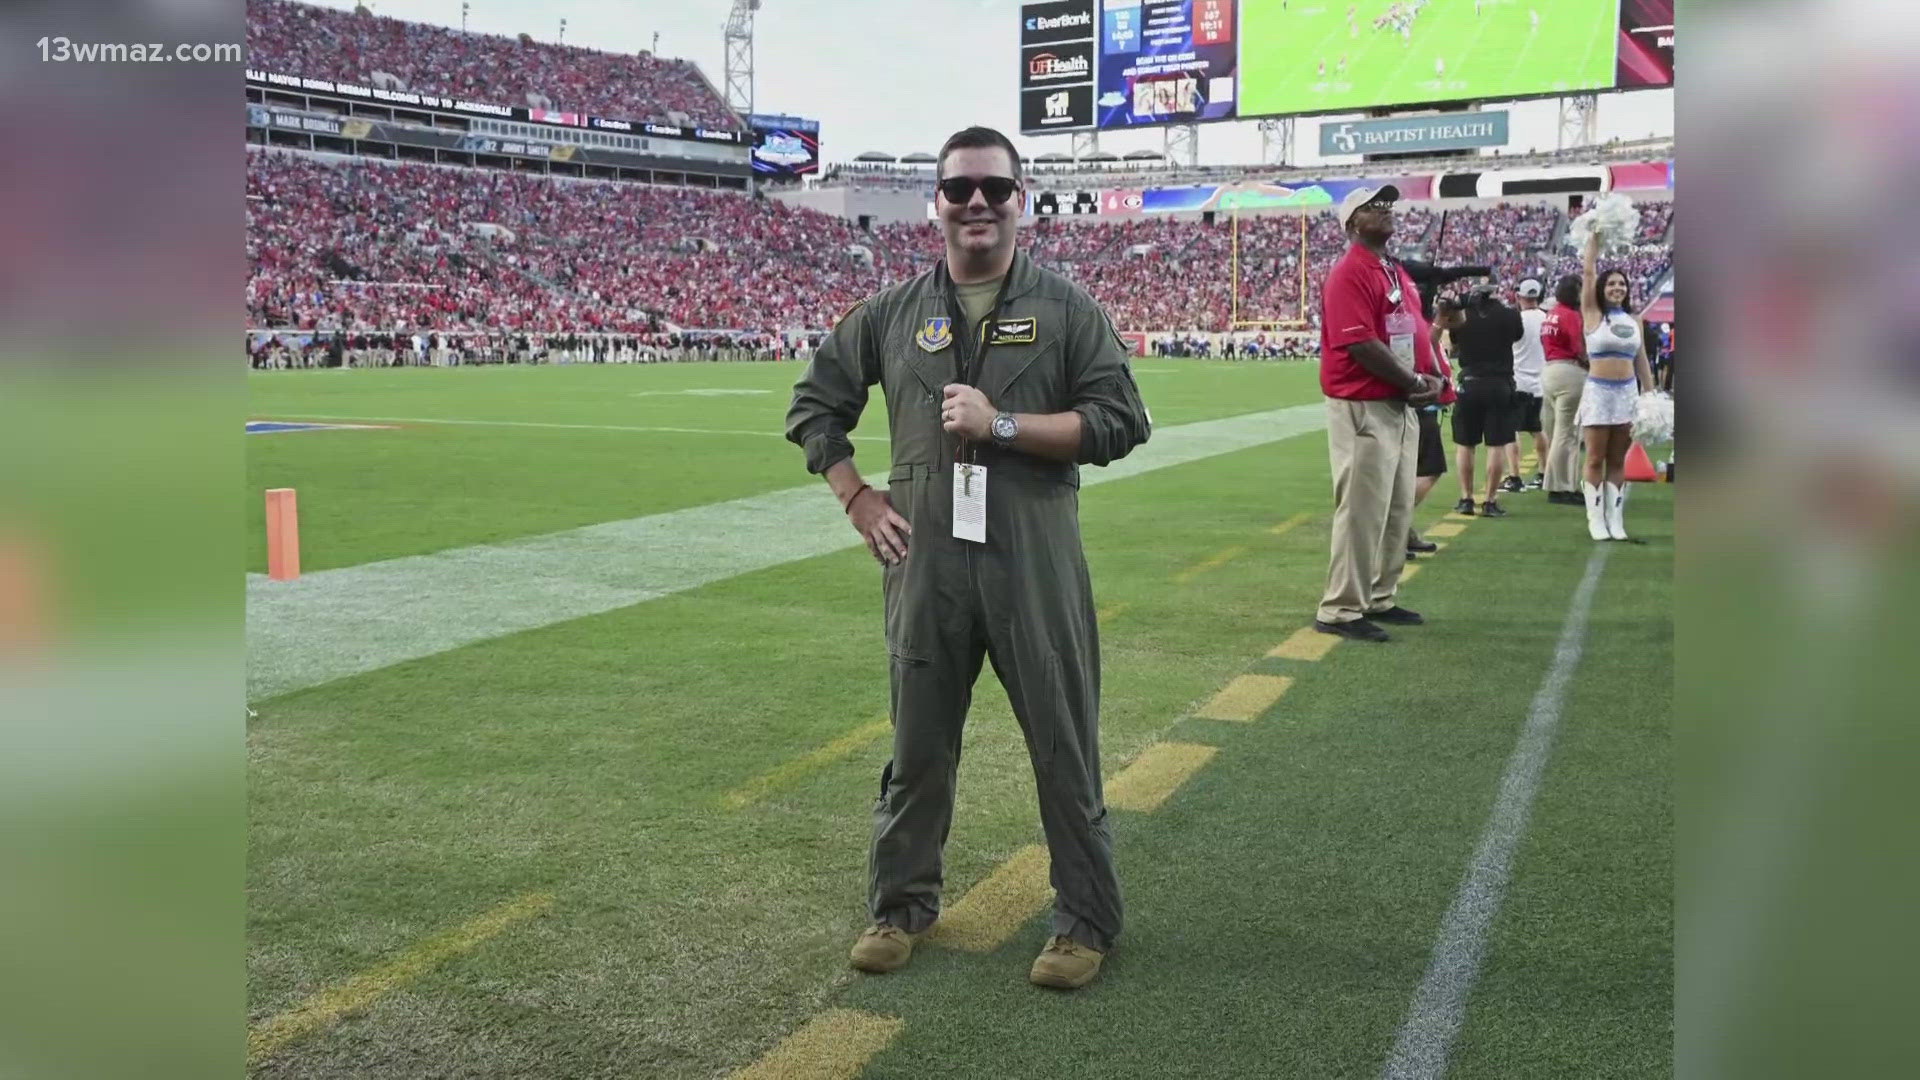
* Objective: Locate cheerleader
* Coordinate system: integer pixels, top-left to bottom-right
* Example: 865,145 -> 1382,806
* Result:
1576,229 -> 1656,540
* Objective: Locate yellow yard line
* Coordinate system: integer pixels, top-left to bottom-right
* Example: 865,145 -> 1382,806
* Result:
1196,674 -> 1295,723
926,844 -> 1053,953
1269,626 -> 1340,661
1175,545 -> 1248,585
1269,512 -> 1313,537
729,1009 -> 905,1080
1427,522 -> 1467,538
1106,742 -> 1220,812
724,717 -> 892,810
247,892 -> 554,1066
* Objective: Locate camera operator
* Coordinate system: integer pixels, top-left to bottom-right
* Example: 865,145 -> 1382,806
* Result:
1447,285 -> 1524,517
1396,261 -> 1490,553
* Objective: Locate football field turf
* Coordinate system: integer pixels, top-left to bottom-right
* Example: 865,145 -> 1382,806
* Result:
1239,0 -> 1618,119
247,362 -> 1670,1078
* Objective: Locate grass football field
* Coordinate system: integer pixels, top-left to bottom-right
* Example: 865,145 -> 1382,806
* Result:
1239,0 -> 1618,118
247,361 -> 1670,1078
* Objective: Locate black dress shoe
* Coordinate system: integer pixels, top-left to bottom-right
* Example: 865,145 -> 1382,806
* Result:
1314,617 -> 1390,642
1368,605 -> 1424,625
1407,537 -> 1439,554
1548,490 -> 1581,505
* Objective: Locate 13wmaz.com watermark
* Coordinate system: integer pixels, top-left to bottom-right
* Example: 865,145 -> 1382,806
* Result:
38,37 -> 241,63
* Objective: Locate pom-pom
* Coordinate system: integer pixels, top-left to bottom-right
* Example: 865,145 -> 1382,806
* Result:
1633,390 -> 1675,444
1567,193 -> 1642,255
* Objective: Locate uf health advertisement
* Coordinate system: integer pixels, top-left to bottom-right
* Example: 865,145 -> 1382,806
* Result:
748,114 -> 820,176
1096,0 -> 1239,129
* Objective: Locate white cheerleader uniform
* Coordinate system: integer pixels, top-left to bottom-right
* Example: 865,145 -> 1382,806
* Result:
1576,308 -> 1642,427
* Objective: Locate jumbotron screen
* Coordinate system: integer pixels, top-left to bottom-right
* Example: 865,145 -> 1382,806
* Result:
1238,0 -> 1621,118
748,114 -> 820,176
1020,1 -> 1654,134
1616,0 -> 1674,88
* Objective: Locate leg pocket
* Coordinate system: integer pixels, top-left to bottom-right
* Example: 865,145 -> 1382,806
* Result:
1013,653 -> 1065,779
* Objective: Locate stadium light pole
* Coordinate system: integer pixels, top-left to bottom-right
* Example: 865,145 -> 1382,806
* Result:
461,2 -> 468,32
1258,118 -> 1295,167
1558,94 -> 1598,151
1164,122 -> 1198,169
558,17 -> 567,44
724,0 -> 759,196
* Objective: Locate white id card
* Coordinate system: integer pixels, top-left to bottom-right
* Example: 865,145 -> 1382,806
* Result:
1386,311 -> 1416,367
952,463 -> 986,543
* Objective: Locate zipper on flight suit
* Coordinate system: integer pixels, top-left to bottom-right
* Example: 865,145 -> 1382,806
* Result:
941,260 -> 1015,613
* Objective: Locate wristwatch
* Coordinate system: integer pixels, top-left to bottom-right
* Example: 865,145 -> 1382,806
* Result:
989,411 -> 1018,446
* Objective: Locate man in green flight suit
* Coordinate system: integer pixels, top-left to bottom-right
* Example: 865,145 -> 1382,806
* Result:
785,126 -> 1152,990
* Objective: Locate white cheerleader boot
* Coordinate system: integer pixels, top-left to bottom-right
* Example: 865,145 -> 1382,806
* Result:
1605,482 -> 1629,541
1583,482 -> 1610,541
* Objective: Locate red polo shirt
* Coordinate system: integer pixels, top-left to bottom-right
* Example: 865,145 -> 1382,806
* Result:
1542,302 -> 1586,363
1320,242 -> 1418,399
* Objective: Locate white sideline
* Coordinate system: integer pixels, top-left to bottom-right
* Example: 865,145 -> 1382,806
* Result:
1378,544 -> 1613,1080
247,404 -> 1327,701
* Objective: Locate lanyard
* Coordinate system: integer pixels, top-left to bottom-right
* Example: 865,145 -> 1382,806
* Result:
943,261 -> 1015,388
1379,258 -> 1405,309
941,259 -> 1015,465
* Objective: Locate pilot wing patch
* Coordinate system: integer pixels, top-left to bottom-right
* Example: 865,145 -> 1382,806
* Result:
987,317 -> 1038,345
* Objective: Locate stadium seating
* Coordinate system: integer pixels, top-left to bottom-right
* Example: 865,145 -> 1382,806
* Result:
246,150 -> 899,334
821,136 -> 1676,190
247,148 -> 1671,338
246,0 -> 741,131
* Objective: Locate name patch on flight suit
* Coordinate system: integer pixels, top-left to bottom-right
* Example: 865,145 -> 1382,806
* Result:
915,317 -> 953,353
987,317 -> 1038,345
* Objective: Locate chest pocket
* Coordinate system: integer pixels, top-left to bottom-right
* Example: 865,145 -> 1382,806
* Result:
981,338 -> 1063,414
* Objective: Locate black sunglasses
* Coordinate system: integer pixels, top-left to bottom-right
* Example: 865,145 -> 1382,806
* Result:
937,175 -> 1020,206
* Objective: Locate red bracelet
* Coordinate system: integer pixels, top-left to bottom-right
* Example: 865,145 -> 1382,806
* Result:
842,483 -> 872,513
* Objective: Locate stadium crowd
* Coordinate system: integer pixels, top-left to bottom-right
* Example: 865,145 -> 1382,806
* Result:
246,0 -> 741,130
1636,199 -> 1674,243
246,150 -> 897,336
248,327 -> 816,369
246,147 -> 1672,345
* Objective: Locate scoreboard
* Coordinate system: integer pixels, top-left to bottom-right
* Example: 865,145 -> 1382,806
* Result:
1020,1 -> 1668,134
1032,190 -> 1101,216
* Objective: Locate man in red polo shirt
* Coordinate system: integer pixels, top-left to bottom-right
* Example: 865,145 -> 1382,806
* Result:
1314,185 -> 1442,643
1539,273 -> 1590,503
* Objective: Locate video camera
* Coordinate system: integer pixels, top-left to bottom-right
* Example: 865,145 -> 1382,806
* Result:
1399,259 -> 1494,321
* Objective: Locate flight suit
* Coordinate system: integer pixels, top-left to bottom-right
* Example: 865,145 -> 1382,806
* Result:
785,250 -> 1151,951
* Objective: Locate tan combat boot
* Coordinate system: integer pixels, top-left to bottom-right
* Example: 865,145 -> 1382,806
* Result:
1028,935 -> 1104,989
849,925 -> 920,973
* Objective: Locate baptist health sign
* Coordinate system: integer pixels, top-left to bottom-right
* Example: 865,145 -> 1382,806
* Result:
1319,112 -> 1509,157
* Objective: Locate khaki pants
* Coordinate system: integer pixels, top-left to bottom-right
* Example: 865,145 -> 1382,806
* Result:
1318,398 -> 1417,624
1541,362 -> 1587,493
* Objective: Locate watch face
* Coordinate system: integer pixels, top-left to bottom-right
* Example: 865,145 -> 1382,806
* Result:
992,414 -> 1017,441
